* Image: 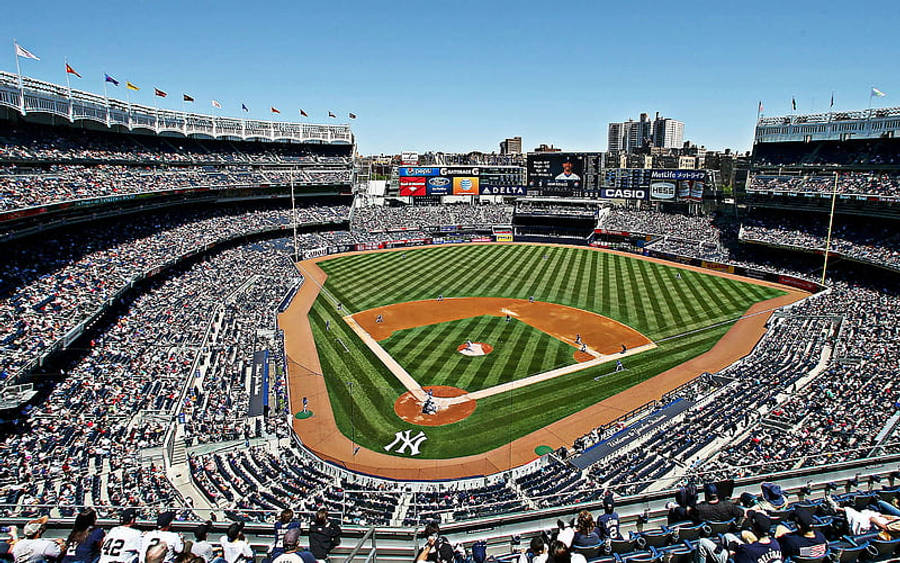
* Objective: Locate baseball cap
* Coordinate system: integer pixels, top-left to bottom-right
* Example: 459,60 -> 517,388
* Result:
761,483 -> 786,507
750,511 -> 772,535
794,508 -> 815,530
156,511 -> 177,529
23,516 -> 48,537
121,508 -> 137,524
703,483 -> 718,499
284,527 -> 302,547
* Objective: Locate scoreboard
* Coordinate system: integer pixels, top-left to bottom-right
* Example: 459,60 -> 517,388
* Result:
526,152 -> 603,197
396,165 -> 526,196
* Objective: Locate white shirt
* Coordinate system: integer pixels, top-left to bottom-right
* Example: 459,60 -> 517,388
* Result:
555,172 -> 580,181
140,530 -> 184,563
220,537 -> 253,563
12,538 -> 62,563
100,526 -> 143,563
191,540 -> 216,563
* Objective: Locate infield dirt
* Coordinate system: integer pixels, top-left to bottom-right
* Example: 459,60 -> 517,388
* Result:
280,243 -> 809,480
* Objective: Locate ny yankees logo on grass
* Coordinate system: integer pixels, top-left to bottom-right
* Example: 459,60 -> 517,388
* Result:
384,429 -> 428,456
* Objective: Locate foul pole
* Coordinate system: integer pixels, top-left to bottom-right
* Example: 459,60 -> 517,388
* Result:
820,172 -> 839,284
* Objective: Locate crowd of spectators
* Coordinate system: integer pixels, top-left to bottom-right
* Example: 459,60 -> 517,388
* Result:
740,217 -> 900,272
351,204 -> 513,233
0,165 -> 351,211
749,173 -> 900,198
753,137 -> 900,168
0,204 -> 348,382
600,209 -> 718,242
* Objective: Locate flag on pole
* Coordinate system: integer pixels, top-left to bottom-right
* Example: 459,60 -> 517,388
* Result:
183,94 -> 194,102
241,103 -> 249,112
271,106 -> 280,114
349,113 -> 357,119
791,97 -> 797,111
328,111 -> 336,118
154,88 -> 167,98
299,109 -> 308,117
126,81 -> 140,91
211,99 -> 222,109
830,93 -> 834,108
105,74 -> 119,86
14,43 -> 40,61
65,63 -> 81,78
871,87 -> 886,97
758,101 -> 763,113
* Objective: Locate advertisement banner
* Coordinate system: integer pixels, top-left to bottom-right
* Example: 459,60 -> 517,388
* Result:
399,176 -> 428,196
690,181 -> 705,201
472,236 -> 492,242
677,181 -> 691,200
303,247 -> 329,259
599,188 -> 648,200
777,275 -> 821,292
650,182 -> 676,201
399,166 -> 440,177
650,169 -> 707,181
452,176 -> 479,195
527,153 -> 584,196
426,176 -> 452,195
440,167 -> 480,176
494,233 -> 513,242
700,260 -> 734,273
400,152 -> 419,166
479,185 -> 527,196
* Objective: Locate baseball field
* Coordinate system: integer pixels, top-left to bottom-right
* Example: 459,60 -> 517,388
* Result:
281,243 -> 801,471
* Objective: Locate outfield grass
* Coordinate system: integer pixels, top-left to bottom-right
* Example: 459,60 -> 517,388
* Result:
381,316 -> 576,392
306,244 -> 785,459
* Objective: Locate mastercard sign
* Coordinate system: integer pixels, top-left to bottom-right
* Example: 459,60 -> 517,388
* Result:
452,176 -> 479,195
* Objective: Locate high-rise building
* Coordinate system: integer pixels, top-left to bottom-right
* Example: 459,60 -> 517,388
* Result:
608,112 -> 684,152
652,113 -> 685,149
500,136 -> 522,154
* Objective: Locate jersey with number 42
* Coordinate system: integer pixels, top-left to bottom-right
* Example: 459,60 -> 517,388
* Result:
99,526 -> 143,563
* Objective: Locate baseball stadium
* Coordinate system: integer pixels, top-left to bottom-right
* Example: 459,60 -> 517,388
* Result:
1,17 -> 900,563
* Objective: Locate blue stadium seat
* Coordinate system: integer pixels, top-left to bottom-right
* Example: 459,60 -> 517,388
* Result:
866,537 -> 900,560
705,519 -> 735,535
572,543 -> 604,560
826,540 -> 868,563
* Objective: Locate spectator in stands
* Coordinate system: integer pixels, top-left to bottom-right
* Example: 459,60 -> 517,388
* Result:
571,511 -> 600,547
189,522 -> 215,563
272,529 -> 314,563
414,523 -> 453,563
140,512 -> 185,563
99,509 -> 141,563
517,537 -> 547,563
219,522 -> 252,563
546,537 -> 585,563
691,484 -> 745,524
269,510 -> 300,562
308,509 -> 341,562
667,485 -> 697,525
727,512 -> 782,563
826,496 -> 900,537
11,516 -> 64,563
595,497 -> 621,541
775,508 -> 827,560
61,508 -> 105,563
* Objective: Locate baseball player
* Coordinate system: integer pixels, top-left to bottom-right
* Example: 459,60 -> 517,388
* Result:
581,343 -> 587,353
529,295 -> 535,303
506,314 -> 511,323
615,360 -> 624,372
376,314 -> 383,324
575,334 -> 582,345
437,294 -> 443,302
621,344 -> 626,354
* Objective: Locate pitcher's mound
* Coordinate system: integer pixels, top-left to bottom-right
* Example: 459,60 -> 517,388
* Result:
457,342 -> 493,356
394,385 -> 476,426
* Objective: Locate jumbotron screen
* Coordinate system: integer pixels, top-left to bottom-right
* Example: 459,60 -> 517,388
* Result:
526,152 -> 602,197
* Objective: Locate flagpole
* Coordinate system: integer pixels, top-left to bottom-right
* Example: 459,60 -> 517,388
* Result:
13,40 -> 24,114
64,58 -> 73,122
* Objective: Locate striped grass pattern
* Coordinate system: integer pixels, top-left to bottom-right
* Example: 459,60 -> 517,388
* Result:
305,245 -> 783,458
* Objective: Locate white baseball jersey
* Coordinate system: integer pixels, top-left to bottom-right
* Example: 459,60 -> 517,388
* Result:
140,530 -> 184,563
99,526 -> 142,563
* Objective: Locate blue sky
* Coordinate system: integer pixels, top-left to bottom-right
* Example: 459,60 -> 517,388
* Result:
3,0 -> 898,155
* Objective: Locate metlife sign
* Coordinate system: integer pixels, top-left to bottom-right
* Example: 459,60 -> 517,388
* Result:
650,169 -> 708,181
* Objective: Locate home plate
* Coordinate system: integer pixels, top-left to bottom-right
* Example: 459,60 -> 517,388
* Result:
457,342 -> 494,356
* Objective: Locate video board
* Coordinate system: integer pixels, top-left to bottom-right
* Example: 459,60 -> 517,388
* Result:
526,153 -> 602,197
397,166 -> 526,196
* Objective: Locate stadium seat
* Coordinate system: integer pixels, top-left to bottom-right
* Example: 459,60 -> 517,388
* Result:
651,542 -> 695,563
673,523 -> 704,542
866,537 -> 900,559
572,543 -> 604,560
635,528 -> 673,548
705,519 -> 735,535
826,540 -> 869,563
609,538 -> 638,555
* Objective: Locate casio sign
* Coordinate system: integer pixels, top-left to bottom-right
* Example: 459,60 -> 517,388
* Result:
602,189 -> 646,199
